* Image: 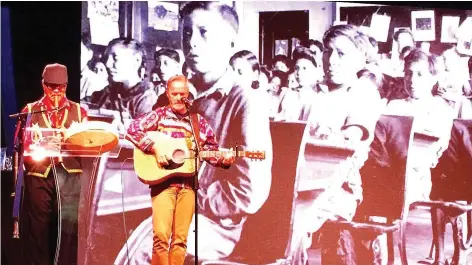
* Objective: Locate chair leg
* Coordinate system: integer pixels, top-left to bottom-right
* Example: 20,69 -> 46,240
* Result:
387,232 -> 394,265
449,213 -> 469,265
431,208 -> 446,264
398,222 -> 409,265
427,241 -> 434,260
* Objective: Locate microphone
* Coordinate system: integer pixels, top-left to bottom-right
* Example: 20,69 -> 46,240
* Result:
9,105 -> 67,118
181,97 -> 193,107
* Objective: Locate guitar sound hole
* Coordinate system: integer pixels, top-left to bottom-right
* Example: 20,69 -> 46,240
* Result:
172,149 -> 186,164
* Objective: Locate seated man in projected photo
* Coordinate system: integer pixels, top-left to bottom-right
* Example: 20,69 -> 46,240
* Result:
82,37 -> 157,130
114,2 -> 273,265
285,25 -> 383,265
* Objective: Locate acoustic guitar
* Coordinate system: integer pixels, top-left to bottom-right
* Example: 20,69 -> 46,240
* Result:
133,131 -> 266,185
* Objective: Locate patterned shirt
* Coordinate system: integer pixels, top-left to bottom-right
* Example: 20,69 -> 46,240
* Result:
126,106 -> 225,168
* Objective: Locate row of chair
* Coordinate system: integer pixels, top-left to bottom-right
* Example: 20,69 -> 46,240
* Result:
205,116 -> 472,265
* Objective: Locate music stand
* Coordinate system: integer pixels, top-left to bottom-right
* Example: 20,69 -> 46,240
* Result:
13,124 -> 121,240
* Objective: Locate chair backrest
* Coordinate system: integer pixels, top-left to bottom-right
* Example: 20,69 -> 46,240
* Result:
430,119 -> 472,201
357,115 -> 415,221
230,121 -> 307,264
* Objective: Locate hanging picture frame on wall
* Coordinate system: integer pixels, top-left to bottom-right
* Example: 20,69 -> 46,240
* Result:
147,1 -> 179,32
87,0 -> 120,46
440,16 -> 461,43
291,37 -> 302,56
275,39 -> 289,56
370,13 -> 391,42
456,17 -> 472,55
411,10 -> 436,41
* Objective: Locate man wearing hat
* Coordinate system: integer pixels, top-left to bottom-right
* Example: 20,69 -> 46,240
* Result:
16,63 -> 88,265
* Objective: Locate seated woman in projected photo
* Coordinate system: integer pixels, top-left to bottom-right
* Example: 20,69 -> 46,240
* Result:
285,24 -> 383,265
114,2 -> 273,265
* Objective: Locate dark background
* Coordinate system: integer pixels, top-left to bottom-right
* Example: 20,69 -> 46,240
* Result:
2,1 -> 82,108
1,1 -> 471,265
1,2 -> 81,264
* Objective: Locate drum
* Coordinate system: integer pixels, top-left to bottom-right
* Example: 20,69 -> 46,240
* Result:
64,121 -> 119,156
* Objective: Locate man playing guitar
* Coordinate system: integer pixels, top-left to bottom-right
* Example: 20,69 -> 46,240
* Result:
125,75 -> 235,265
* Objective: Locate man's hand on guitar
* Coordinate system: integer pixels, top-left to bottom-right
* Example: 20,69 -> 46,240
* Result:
152,144 -> 170,167
221,148 -> 235,168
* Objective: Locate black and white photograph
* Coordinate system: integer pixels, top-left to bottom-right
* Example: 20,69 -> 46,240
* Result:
74,2 -> 472,265
148,1 -> 179,32
440,16 -> 460,43
411,10 -> 436,41
415,18 -> 432,30
3,1 -> 471,265
369,13 -> 391,42
456,17 -> 472,56
465,39 -> 471,50
275,39 -> 289,56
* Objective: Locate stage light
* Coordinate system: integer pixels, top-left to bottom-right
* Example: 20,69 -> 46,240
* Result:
30,146 -> 47,162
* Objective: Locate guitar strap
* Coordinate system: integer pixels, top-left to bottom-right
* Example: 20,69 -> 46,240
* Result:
190,112 -> 202,150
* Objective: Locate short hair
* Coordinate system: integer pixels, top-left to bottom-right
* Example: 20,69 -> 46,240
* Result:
179,1 -> 239,33
306,39 -> 324,51
166,75 -> 189,91
229,50 -> 260,73
104,37 -> 146,62
365,37 -> 379,64
393,29 -> 414,43
272,54 -> 290,68
404,49 -> 438,76
357,69 -> 377,83
104,38 -> 146,75
368,37 -> 377,48
293,47 -> 318,67
155,48 -> 180,63
323,24 -> 368,56
400,46 -> 415,60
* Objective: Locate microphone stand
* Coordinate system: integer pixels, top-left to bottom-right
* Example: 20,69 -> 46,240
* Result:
9,105 -> 66,118
10,105 -> 65,239
184,102 -> 200,265
10,112 -> 32,239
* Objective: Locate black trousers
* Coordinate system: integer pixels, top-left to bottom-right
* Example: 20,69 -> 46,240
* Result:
22,166 -> 81,265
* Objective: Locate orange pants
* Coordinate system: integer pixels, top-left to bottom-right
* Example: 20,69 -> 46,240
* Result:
151,185 -> 195,265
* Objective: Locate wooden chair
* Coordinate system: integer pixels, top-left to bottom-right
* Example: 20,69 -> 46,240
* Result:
323,115 -> 415,265
202,121 -> 307,265
412,119 -> 472,265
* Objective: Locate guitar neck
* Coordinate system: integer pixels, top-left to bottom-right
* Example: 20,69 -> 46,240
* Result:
200,150 -> 246,158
